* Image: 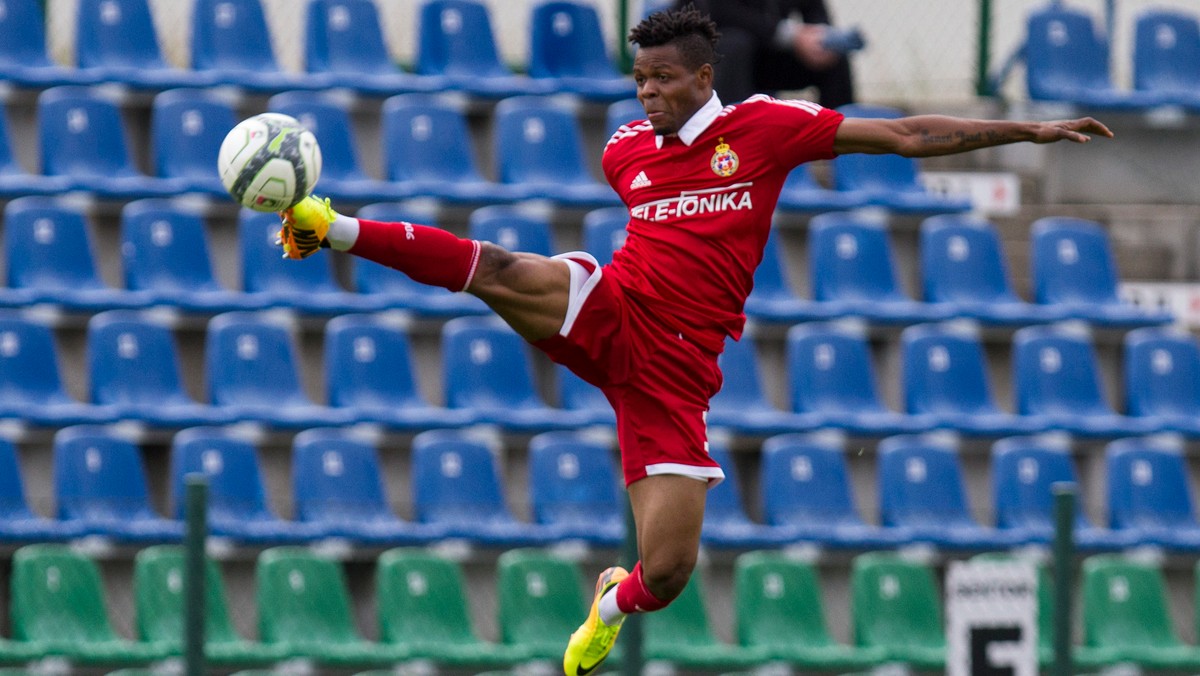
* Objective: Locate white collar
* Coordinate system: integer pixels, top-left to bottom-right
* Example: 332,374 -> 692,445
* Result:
655,92 -> 723,149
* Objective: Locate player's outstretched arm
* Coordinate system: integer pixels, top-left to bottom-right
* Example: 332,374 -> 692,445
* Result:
832,115 -> 1113,158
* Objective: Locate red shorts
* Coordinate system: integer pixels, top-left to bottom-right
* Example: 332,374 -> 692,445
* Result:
532,253 -> 726,486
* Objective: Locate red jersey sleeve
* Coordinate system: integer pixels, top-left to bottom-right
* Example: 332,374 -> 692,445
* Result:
741,95 -> 845,170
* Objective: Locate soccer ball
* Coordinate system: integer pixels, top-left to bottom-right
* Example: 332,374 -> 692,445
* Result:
217,113 -> 322,212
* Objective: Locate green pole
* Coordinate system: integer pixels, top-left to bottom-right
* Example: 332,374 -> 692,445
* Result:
976,0 -> 993,96
620,495 -> 643,676
1052,483 -> 1076,676
618,0 -> 633,73
184,475 -> 208,676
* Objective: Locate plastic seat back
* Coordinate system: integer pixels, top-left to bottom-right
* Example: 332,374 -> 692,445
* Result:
900,323 -> 998,415
527,432 -> 620,527
493,97 -> 594,186
605,98 -> 645,134
5,197 -> 106,294
411,430 -> 511,525
191,0 -> 281,72
582,207 -> 628,265
1134,10 -> 1200,94
920,215 -> 1019,304
831,105 -> 921,193
1012,325 -> 1113,417
377,549 -> 480,646
1031,217 -> 1124,306
324,314 -> 425,409
442,317 -> 548,411
809,213 -> 905,302
152,89 -> 236,182
38,87 -> 138,179
992,436 -> 1090,532
205,312 -> 313,408
712,336 -> 774,413
496,550 -> 587,653
1124,328 -> 1200,418
11,544 -> 117,643
292,428 -> 394,523
0,313 -> 73,405
256,547 -> 363,645
786,323 -> 887,414
761,433 -> 863,528
468,206 -> 555,257
1026,6 -> 1113,100
87,311 -> 192,407
75,0 -> 168,70
0,438 -> 37,520
381,94 -> 486,183
239,210 -> 343,297
1106,436 -> 1199,531
169,427 -> 276,523
268,92 -> 367,182
851,552 -> 945,649
703,442 -> 752,527
416,0 -> 509,78
134,545 -> 241,645
0,0 -> 54,70
1082,555 -> 1182,649
529,2 -> 620,80
735,551 -> 838,648
877,435 -> 978,529
53,426 -> 158,523
121,199 -> 222,295
749,228 -> 800,305
306,0 -> 395,75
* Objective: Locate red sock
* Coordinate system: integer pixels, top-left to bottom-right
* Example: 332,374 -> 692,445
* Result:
615,561 -> 670,614
349,219 -> 481,292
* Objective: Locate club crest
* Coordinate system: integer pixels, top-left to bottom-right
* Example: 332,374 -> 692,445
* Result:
710,137 -> 739,177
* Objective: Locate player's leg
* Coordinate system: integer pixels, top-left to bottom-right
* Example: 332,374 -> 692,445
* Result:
278,196 -> 570,341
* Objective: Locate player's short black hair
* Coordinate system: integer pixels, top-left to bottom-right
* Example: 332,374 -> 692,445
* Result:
628,4 -> 720,70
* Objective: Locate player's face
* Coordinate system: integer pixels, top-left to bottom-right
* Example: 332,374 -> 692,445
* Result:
633,44 -> 713,136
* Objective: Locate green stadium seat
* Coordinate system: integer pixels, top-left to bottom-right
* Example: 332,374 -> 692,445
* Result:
376,548 -> 526,666
9,544 -> 170,665
643,567 -> 768,669
849,552 -> 946,670
734,551 -> 887,669
1082,555 -> 1200,669
496,549 -> 596,661
133,546 -> 288,665
256,547 -> 403,667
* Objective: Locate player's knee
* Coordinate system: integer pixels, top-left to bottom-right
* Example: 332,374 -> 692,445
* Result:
641,556 -> 696,603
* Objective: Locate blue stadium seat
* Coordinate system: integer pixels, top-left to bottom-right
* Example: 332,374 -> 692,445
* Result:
240,210 -> 378,314
293,428 -> 442,545
0,437 -> 83,542
205,311 -> 355,428
54,426 -> 183,543
411,429 -> 552,546
492,97 -> 620,207
1133,10 -> 1200,110
190,0 -> 312,92
0,0 -> 93,87
267,91 -> 405,202
381,94 -> 521,203
527,431 -> 623,546
744,228 -> 835,324
1031,217 -> 1173,327
324,313 -> 474,429
808,212 -> 951,324
900,322 -> 1045,436
710,336 -> 821,435
528,2 -> 633,101
1124,327 -> 1200,436
352,202 -> 488,316
556,366 -> 613,425
582,206 -> 628,265
151,88 -> 236,195
760,433 -> 905,549
121,199 -> 260,313
0,312 -> 113,427
468,205 -> 555,257
786,322 -> 925,435
703,442 -> 790,548
170,427 -> 321,544
992,435 -> 1133,550
1026,5 -> 1165,110
877,434 -> 1016,549
920,215 -> 1065,325
1106,436 -> 1200,550
777,164 -> 869,213
37,86 -> 177,198
305,0 -> 442,95
605,98 -> 645,135
87,311 -> 232,427
4,197 -> 147,310
442,316 -> 588,431
415,0 -> 553,97
0,105 -> 69,197
831,105 -> 971,214
75,0 -> 214,89
1013,324 -> 1157,437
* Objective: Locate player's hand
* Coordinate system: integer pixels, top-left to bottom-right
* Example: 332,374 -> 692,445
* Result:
792,24 -> 840,71
1031,117 -> 1114,144
275,218 -> 324,260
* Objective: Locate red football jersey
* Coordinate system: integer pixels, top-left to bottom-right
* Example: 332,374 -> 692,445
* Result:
601,94 -> 844,354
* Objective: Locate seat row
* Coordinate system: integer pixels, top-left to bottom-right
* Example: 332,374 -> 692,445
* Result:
10,423 -> 1200,553
0,0 -> 633,100
5,192 -> 1168,330
1026,6 -> 1200,111
5,544 -> 1200,673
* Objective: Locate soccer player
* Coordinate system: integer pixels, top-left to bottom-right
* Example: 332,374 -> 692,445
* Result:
276,7 -> 1111,675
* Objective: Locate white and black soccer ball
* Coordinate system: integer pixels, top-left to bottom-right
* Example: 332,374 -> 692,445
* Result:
217,113 -> 322,212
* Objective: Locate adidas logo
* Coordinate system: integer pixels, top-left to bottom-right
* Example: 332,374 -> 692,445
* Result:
629,170 -> 652,190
